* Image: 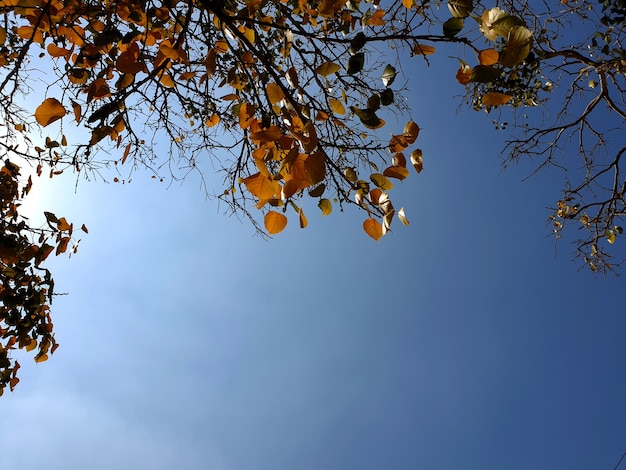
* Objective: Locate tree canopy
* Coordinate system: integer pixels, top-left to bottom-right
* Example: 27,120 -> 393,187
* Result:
0,0 -> 625,391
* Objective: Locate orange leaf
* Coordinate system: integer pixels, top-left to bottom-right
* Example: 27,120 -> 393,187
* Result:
87,78 -> 111,102
478,48 -> 499,66
482,92 -> 513,106
243,172 -> 280,199
383,165 -> 410,180
250,126 -> 281,143
456,65 -> 473,85
34,98 -> 66,127
363,218 -> 383,240
264,211 -> 288,234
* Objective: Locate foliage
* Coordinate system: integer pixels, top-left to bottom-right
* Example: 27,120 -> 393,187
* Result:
0,160 -> 83,396
0,0 -> 625,389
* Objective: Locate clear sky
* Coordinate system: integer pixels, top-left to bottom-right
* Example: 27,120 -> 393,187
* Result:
1,14 -> 626,470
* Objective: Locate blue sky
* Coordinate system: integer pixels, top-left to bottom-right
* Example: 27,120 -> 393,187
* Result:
2,14 -> 626,470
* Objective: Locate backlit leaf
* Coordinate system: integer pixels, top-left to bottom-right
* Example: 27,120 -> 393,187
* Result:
266,83 -> 285,104
318,198 -> 332,215
478,48 -> 499,66
329,98 -> 346,115
482,92 -> 513,106
316,61 -> 341,77
363,218 -> 383,240
370,173 -> 394,190
265,211 -> 288,234
243,172 -> 280,199
34,98 -> 66,127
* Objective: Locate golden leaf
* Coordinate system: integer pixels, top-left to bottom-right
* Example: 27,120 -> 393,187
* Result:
316,61 -> 341,77
243,172 -> 280,199
370,173 -> 394,190
266,83 -> 285,104
383,165 -> 410,180
318,198 -> 332,215
403,121 -> 420,144
328,98 -> 346,115
34,98 -> 66,127
482,92 -> 513,106
265,211 -> 288,234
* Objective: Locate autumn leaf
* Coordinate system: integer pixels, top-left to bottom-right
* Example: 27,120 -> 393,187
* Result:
34,98 -> 66,127
265,211 -> 288,234
370,173 -> 393,190
243,172 -> 280,199
413,43 -> 436,56
363,218 -> 383,240
383,165 -> 410,180
411,149 -> 423,173
299,208 -> 308,228
482,92 -> 513,106
316,61 -> 341,77
403,121 -> 420,144
318,198 -> 332,215
478,49 -> 499,66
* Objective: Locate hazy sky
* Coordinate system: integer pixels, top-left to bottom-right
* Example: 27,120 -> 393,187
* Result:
1,11 -> 626,470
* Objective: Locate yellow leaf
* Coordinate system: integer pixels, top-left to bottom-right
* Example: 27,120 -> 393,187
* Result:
243,172 -> 280,199
478,48 -> 499,66
328,98 -> 346,115
214,40 -> 229,54
482,92 -> 513,106
402,0 -> 414,8
363,218 -> 383,240
205,114 -> 220,127
299,208 -> 308,228
318,198 -> 332,215
370,173 -> 394,190
316,61 -> 341,77
606,230 -> 616,244
266,83 -> 285,104
265,211 -> 288,234
34,98 -> 66,127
